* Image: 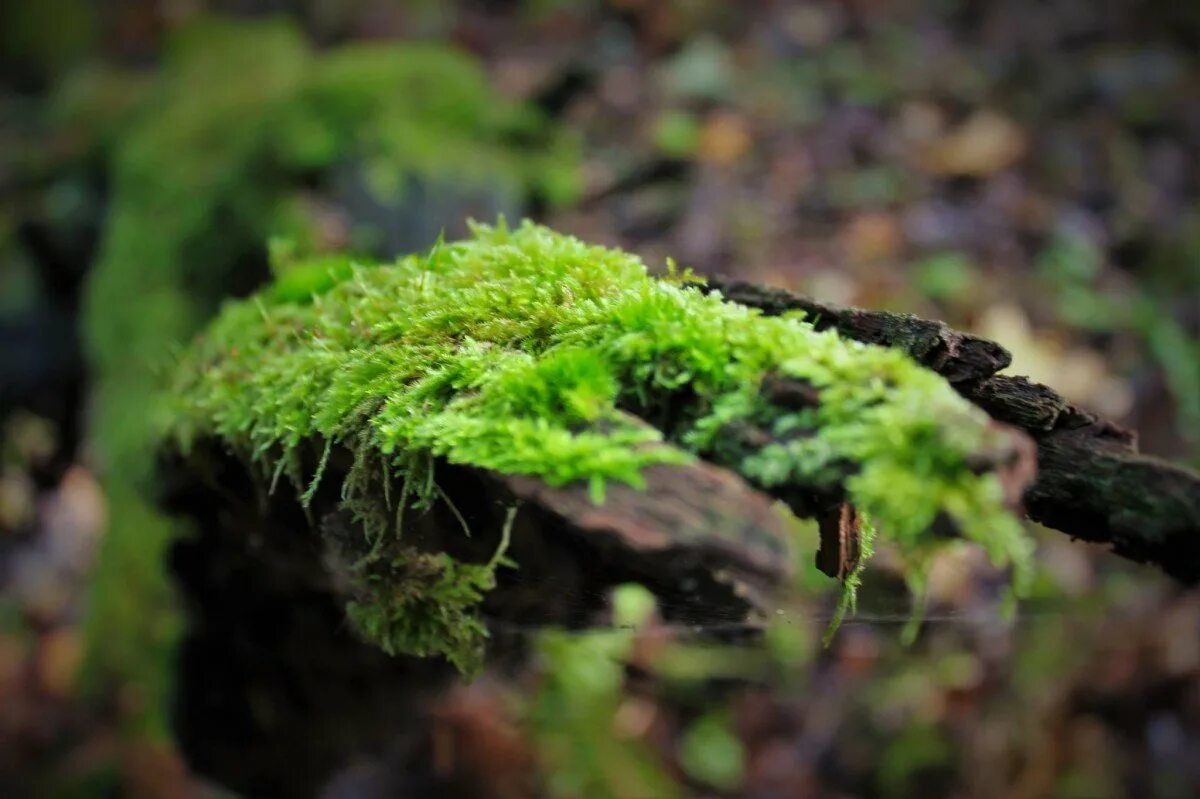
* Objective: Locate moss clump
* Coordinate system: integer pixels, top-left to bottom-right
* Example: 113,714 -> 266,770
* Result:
77,16 -> 578,736
166,221 -> 1033,667
346,509 -> 515,674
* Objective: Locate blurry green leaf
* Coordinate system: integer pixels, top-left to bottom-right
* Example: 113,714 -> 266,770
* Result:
1036,230 -> 1200,448
1055,767 -> 1121,799
824,43 -> 894,105
878,724 -> 953,798
913,252 -> 978,302
0,0 -> 96,76
765,614 -> 813,668
933,651 -> 980,690
828,166 -> 907,209
612,583 -> 657,629
660,37 -> 734,101
1138,304 -> 1200,448
679,712 -> 745,791
652,110 -> 701,157
1037,232 -> 1101,287
532,627 -> 681,799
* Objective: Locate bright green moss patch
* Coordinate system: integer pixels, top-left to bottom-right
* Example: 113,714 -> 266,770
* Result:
166,221 -> 1033,667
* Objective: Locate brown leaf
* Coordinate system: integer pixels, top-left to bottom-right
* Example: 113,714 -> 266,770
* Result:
920,111 -> 1026,177
698,112 -> 752,166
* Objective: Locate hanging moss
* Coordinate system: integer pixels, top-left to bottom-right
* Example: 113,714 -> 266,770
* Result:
165,221 -> 1033,669
77,17 -> 579,737
344,505 -> 516,675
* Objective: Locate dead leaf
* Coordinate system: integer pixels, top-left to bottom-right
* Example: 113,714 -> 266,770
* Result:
841,211 -> 903,263
920,110 -> 1026,177
37,628 -> 81,698
698,112 -> 751,166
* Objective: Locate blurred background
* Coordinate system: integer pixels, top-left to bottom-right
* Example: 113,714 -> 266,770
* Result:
2,1 -> 1199,797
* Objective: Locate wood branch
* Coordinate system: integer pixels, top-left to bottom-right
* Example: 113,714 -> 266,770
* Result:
702,278 -> 1012,383
966,375 -> 1200,582
702,276 -> 1200,581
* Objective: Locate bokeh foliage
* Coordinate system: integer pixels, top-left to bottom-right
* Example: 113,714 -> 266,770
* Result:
73,16 -> 579,737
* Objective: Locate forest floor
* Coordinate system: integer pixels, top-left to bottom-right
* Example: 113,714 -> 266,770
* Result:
2,2 -> 1200,797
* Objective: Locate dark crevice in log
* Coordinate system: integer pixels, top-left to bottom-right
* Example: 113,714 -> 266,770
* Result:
617,367 -> 1032,579
701,276 -> 1200,582
816,502 -> 862,580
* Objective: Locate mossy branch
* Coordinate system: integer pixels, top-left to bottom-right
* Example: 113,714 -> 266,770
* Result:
704,277 -> 1200,581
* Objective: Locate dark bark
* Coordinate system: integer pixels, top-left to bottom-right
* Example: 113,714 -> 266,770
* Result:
701,277 -> 1200,582
702,278 -> 1012,384
969,375 -> 1200,582
159,435 -> 795,792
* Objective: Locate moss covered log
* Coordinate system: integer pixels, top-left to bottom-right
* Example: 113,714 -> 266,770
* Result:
706,277 -> 1200,581
162,221 -> 1033,670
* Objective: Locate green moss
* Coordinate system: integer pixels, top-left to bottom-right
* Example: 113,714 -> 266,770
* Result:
77,16 -> 579,736
678,712 -> 745,791
165,220 -> 1033,667
346,546 -> 507,675
341,503 -> 516,674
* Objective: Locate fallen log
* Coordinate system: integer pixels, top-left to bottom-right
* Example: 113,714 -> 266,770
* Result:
154,224 -> 1195,794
